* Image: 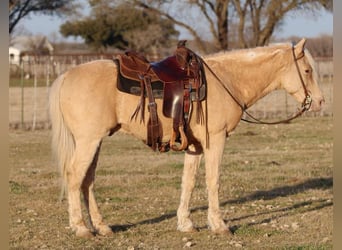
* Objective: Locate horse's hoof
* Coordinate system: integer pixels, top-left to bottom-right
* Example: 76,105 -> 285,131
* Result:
75,228 -> 94,238
178,227 -> 198,233
177,220 -> 197,233
212,227 -> 233,236
97,225 -> 114,236
177,223 -> 199,233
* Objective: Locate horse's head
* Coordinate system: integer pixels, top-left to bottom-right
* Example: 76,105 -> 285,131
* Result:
281,38 -> 324,112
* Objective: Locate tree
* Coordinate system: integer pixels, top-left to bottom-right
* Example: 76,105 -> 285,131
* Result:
9,0 -> 79,34
232,0 -> 333,48
132,0 -> 220,52
305,34 -> 333,57
60,2 -> 179,52
132,0 -> 333,52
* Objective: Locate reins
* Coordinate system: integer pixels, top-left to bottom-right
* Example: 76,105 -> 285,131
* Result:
195,44 -> 312,125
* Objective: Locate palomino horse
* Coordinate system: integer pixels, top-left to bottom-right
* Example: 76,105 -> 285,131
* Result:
49,38 -> 324,238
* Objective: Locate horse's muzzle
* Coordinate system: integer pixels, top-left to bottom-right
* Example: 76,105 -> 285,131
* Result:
310,97 -> 325,112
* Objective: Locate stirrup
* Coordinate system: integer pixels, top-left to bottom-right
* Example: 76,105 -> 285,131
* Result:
170,125 -> 188,151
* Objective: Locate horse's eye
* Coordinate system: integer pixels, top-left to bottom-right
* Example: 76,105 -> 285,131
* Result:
304,69 -> 311,74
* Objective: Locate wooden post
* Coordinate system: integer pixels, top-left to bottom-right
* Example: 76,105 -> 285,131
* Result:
20,59 -> 24,128
46,56 -> 51,127
32,57 -> 37,130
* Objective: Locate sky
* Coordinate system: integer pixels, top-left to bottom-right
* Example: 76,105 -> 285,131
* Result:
17,4 -> 333,43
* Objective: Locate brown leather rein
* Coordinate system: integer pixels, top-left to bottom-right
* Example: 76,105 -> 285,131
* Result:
196,44 -> 312,125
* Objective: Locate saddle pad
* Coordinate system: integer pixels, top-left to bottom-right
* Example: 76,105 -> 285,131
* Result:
116,54 -> 160,82
114,59 -> 164,98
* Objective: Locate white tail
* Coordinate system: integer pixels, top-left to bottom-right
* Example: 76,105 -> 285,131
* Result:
49,75 -> 75,200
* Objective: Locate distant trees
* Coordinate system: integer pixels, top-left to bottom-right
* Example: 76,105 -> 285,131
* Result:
304,35 -> 333,57
60,1 -> 179,52
132,0 -> 333,52
230,0 -> 332,48
276,34 -> 332,57
9,0 -> 79,34
10,0 -> 332,54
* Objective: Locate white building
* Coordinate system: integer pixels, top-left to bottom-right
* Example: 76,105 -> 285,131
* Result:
9,35 -> 54,65
9,46 -> 21,65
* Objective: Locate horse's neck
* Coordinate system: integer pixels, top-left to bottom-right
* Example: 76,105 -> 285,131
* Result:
211,49 -> 286,108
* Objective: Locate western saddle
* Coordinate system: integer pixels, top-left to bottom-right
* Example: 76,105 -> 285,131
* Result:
115,40 -> 207,152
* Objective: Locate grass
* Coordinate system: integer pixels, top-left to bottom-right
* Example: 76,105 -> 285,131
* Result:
9,77 -> 50,88
281,246 -> 329,250
9,181 -> 28,195
9,117 -> 333,249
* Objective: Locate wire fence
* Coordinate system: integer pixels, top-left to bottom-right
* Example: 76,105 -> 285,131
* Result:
9,54 -> 333,130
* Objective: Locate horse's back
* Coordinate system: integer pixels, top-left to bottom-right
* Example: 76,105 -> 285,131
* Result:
63,59 -> 117,87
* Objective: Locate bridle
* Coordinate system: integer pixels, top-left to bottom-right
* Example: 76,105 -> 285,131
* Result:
198,43 -> 312,125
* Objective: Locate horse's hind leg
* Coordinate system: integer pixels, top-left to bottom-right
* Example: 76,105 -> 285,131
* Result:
67,138 -> 102,238
81,142 -> 113,236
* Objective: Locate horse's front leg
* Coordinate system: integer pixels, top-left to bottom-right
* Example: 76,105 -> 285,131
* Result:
204,130 -> 230,234
177,144 -> 202,232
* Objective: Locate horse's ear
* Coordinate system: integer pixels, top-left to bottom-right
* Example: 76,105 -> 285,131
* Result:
294,38 -> 306,58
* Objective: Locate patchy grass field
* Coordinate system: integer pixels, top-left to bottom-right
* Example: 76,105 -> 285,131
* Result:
9,117 -> 332,249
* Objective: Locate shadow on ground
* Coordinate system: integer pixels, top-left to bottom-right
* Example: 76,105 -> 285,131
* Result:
110,177 -> 332,233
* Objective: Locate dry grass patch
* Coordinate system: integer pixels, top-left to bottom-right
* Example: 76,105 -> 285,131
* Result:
9,117 -> 332,249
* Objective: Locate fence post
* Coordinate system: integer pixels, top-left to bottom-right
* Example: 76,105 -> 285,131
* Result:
32,57 -> 37,130
46,56 -> 51,127
20,60 -> 24,128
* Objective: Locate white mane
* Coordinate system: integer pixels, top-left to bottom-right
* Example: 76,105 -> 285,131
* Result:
203,43 -> 318,79
203,43 -> 291,62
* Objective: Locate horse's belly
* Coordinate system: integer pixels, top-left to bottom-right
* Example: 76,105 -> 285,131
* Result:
117,93 -> 174,142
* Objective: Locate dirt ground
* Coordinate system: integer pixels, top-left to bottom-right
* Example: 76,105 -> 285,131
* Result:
9,117 -> 332,249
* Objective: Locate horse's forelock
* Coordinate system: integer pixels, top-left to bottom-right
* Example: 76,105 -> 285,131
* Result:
304,48 -> 319,79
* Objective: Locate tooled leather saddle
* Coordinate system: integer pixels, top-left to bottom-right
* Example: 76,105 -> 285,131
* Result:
114,40 -> 207,152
